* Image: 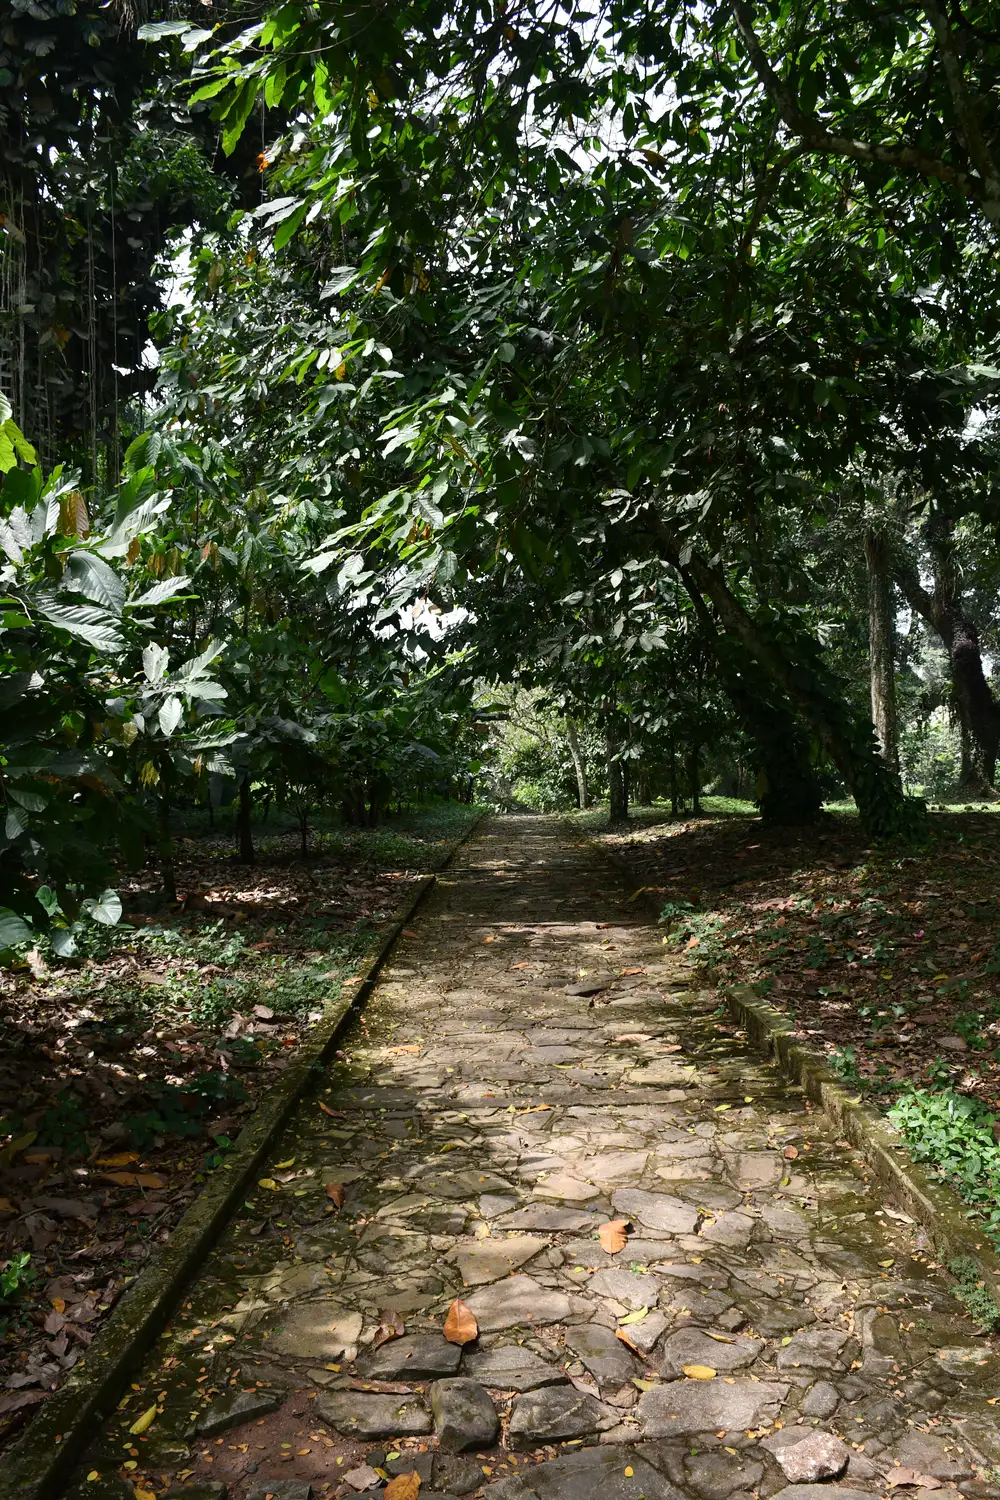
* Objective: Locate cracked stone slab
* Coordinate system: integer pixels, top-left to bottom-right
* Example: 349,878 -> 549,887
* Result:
486,1444 -> 684,1498
462,1344 -> 569,1391
357,1333 -> 462,1379
463,1275 -> 571,1331
565,1322 -> 640,1387
454,1236 -> 548,1284
611,1189 -> 700,1235
431,1377 -> 500,1452
508,1384 -> 621,1448
658,1327 -> 764,1378
266,1304 -> 363,1360
315,1391 -> 433,1439
637,1377 -> 788,1436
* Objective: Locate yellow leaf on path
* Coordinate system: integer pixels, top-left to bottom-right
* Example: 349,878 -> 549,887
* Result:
598,1219 -> 630,1254
703,1330 -> 736,1343
257,1178 -> 279,1191
129,1404 -> 157,1435
624,1467 -> 634,1478
94,1152 -> 140,1168
443,1299 -> 478,1345
619,1307 -> 648,1325
274,1158 -> 296,1169
682,1365 -> 717,1380
87,1475 -> 99,1483
384,1471 -> 422,1499
616,1327 -> 644,1355
99,1171 -> 168,1189
135,1490 -> 157,1500
51,1297 -> 66,1314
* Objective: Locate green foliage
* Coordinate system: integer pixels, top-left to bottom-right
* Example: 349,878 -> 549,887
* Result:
946,1256 -> 1000,1332
888,1088 -> 1000,1247
0,1251 -> 32,1304
122,1070 -> 248,1151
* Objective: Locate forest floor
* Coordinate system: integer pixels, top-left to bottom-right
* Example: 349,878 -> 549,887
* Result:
577,800 -> 1000,1228
0,801 -> 480,1454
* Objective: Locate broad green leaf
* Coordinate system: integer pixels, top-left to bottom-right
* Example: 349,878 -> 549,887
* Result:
159,696 -> 184,737
36,598 -> 124,655
143,643 -> 169,683
0,908 -> 31,947
128,577 -> 192,608
64,552 -> 126,613
82,890 -> 123,927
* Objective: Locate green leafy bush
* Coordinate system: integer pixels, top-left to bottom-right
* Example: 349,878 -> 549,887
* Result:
888,1088 -> 1000,1246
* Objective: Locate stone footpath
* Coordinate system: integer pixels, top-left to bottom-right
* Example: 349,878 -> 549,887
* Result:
72,817 -> 1000,1500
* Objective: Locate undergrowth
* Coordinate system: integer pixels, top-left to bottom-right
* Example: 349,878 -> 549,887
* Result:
888,1087 -> 1000,1248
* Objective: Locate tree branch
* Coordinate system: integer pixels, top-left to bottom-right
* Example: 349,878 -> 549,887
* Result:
730,0 -> 998,224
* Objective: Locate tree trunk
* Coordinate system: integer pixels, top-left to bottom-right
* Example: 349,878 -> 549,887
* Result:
237,776 -> 255,864
158,765 -> 176,902
606,720 -> 629,824
864,528 -> 899,776
894,520 -> 1000,796
566,720 -> 589,808
656,527 -> 920,837
676,561 -> 824,825
688,744 -> 702,813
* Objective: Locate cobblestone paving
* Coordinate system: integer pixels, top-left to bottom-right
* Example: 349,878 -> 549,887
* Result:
75,818 -> 1000,1500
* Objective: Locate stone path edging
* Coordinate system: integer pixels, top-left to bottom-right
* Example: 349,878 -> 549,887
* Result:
725,984 -> 1000,1307
0,812 -> 484,1500
572,820 -> 1000,1322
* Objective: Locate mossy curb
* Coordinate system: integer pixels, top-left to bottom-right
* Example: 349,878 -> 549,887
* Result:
725,984 -> 1000,1316
0,812 -> 485,1500
569,818 -> 1000,1329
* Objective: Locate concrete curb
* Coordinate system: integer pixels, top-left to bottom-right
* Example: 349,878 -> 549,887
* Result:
0,811 -> 486,1500
569,816 -> 1000,1317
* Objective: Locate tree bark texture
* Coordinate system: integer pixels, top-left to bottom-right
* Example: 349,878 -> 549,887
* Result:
864,528 -> 900,775
894,520 -> 1000,795
237,776 -> 256,864
566,720 -> 589,808
606,720 -> 629,824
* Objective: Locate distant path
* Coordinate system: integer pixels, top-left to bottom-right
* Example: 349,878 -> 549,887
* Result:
75,816 -> 999,1499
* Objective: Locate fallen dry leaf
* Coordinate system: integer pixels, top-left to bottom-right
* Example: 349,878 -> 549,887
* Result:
887,1471 -> 943,1490
621,967 -> 646,976
401,929 -> 419,938
371,1308 -> 405,1350
384,1473 -> 422,1500
97,1172 -> 168,1189
681,1364 -> 716,1380
326,1182 -> 346,1209
0,1197 -> 16,1215
94,1152 -> 140,1168
616,1327 -> 644,1355
128,1403 -> 157,1435
319,1102 -> 345,1118
598,1218 -> 630,1254
782,1146 -> 799,1160
443,1298 -> 478,1345
391,1044 -> 421,1056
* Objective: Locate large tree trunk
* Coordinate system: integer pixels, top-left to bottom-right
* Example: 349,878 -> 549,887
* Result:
864,528 -> 899,776
655,527 -> 922,838
237,776 -> 255,864
566,720 -> 589,808
606,720 -> 629,824
678,562 -> 824,824
894,520 -> 1000,797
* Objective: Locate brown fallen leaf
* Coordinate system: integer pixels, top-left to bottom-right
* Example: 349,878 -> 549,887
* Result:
391,1044 -> 421,1056
681,1364 -> 716,1379
616,1327 -> 644,1355
782,1146 -> 799,1160
598,1218 -> 630,1254
443,1298 -> 478,1345
371,1308 -> 405,1350
318,1102 -> 346,1118
621,967 -> 646,976
401,929 -> 419,938
43,1310 -> 66,1335
384,1473 -> 421,1500
348,1379 -> 414,1394
98,1172 -> 168,1189
0,1390 -> 47,1415
887,1471 -> 943,1490
94,1152 -> 140,1168
326,1182 -> 346,1209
